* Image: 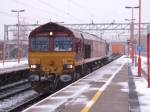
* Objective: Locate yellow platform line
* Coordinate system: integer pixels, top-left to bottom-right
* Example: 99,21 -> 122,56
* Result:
81,90 -> 102,112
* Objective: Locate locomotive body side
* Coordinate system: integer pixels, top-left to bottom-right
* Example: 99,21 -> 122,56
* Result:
81,33 -> 108,65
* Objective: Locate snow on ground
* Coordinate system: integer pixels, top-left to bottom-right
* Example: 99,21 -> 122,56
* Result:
141,56 -> 147,74
117,82 -> 129,93
0,58 -> 28,74
0,58 -> 28,69
0,90 -> 37,111
131,55 -> 150,112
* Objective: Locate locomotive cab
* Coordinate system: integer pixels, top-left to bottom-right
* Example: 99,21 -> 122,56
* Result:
28,23 -> 76,85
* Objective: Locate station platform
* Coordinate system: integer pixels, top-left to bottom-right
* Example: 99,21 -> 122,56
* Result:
0,59 -> 28,74
23,56 -> 150,112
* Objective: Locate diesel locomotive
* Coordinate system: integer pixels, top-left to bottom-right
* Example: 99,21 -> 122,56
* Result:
28,22 -> 109,93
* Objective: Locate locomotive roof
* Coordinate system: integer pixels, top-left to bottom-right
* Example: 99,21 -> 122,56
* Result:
29,22 -> 106,42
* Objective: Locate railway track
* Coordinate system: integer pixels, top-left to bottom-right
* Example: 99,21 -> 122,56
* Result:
0,79 -> 30,100
7,93 -> 49,112
0,80 -> 37,112
0,79 -> 60,112
0,69 -> 29,87
0,54 -> 121,112
0,89 -> 39,112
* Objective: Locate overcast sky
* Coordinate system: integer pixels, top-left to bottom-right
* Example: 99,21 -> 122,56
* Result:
0,0 -> 150,40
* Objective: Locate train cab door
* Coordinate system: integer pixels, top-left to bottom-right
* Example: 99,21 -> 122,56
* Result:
80,34 -> 85,75
74,34 -> 84,74
80,34 -> 84,60
75,38 -> 82,61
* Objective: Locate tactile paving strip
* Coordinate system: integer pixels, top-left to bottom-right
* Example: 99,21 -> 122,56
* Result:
128,66 -> 141,112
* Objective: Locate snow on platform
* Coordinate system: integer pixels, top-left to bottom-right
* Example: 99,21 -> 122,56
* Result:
0,59 -> 28,74
131,56 -> 150,112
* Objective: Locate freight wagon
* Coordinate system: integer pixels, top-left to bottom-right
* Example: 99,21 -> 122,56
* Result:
111,43 -> 125,55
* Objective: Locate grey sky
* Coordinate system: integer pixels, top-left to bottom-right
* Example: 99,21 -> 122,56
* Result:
0,0 -> 150,39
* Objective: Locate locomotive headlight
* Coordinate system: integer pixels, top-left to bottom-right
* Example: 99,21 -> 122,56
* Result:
31,65 -> 37,69
49,31 -> 53,36
67,64 -> 73,69
63,64 -> 73,69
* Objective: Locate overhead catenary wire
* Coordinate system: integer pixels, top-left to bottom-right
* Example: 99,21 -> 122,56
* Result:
12,0 -> 75,23
12,0 -> 54,21
33,0 -> 68,21
8,0 -> 87,23
69,0 -> 96,20
36,0 -> 86,23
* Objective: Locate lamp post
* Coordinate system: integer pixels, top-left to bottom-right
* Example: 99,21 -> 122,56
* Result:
125,19 -> 137,66
11,9 -> 25,64
147,25 -> 150,87
138,0 -> 142,77
125,6 -> 139,64
125,19 -> 133,58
